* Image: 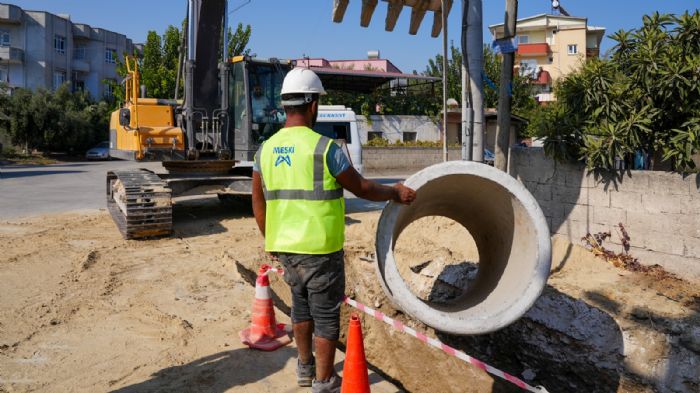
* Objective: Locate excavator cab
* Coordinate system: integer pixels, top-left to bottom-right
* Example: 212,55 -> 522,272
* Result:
229,56 -> 293,162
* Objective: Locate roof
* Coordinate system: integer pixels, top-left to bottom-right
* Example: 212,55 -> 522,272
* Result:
488,13 -> 587,29
312,67 -> 440,93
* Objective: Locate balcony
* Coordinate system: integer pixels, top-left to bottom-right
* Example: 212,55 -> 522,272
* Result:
517,43 -> 551,56
0,4 -> 22,24
73,24 -> 92,40
0,46 -> 24,64
586,47 -> 600,58
72,59 -> 90,72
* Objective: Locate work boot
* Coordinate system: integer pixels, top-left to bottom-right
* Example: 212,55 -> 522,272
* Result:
297,356 -> 315,387
311,373 -> 341,393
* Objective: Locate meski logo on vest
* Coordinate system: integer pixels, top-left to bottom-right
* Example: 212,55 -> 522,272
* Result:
273,146 -> 294,167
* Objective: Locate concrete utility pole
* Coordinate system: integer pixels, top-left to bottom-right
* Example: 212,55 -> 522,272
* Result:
494,0 -> 518,171
441,0 -> 449,162
461,0 -> 484,161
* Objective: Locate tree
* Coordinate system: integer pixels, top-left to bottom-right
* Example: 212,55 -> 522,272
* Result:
424,43 -> 537,117
226,23 -> 252,57
141,31 -> 166,98
530,11 -> 700,172
116,22 -> 253,101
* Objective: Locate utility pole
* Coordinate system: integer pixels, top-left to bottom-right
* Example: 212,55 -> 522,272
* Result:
441,0 -> 449,162
461,0 -> 483,161
494,0 -> 518,171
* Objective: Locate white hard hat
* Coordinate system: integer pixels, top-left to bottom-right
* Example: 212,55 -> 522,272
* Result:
281,68 -> 326,106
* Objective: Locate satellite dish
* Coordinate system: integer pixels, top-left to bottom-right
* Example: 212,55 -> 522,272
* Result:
552,0 -> 560,8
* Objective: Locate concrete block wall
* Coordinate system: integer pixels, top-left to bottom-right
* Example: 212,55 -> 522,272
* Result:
509,147 -> 700,279
363,147 -> 462,173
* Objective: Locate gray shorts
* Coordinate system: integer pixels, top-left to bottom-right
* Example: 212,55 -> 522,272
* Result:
276,250 -> 345,340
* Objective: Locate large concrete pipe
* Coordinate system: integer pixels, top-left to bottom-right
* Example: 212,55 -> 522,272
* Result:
375,161 -> 551,335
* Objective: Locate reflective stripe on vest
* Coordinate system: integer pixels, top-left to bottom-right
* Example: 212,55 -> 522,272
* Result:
257,136 -> 343,201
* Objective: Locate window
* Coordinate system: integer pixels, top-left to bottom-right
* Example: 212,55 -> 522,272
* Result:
519,59 -> 538,78
53,70 -> 66,89
517,35 -> 529,44
105,48 -> 116,64
0,31 -> 9,47
104,80 -> 115,98
402,132 -> 417,142
368,131 -> 383,141
567,44 -> 578,55
0,66 -> 7,83
315,122 -> 351,143
54,35 -> 65,54
74,46 -> 86,60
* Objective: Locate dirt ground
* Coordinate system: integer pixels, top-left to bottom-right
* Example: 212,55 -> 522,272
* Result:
1,200 -> 699,392
0,200 -> 399,393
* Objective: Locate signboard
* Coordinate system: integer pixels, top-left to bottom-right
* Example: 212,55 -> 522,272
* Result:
492,38 -> 518,54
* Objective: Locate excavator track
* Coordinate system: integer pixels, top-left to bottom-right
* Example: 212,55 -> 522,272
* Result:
106,169 -> 172,239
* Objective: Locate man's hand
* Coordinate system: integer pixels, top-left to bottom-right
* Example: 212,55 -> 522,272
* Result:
392,183 -> 416,205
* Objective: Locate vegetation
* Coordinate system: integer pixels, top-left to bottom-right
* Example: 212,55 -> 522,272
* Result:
425,44 -> 538,117
323,44 -> 537,129
110,22 -> 252,103
529,11 -> 700,172
363,138 -> 460,148
0,83 -> 111,154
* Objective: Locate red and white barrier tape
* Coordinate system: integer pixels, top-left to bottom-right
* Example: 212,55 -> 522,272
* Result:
342,296 -> 549,393
264,266 -> 547,392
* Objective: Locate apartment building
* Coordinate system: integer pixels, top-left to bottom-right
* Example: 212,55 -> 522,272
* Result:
489,14 -> 605,102
0,3 -> 134,99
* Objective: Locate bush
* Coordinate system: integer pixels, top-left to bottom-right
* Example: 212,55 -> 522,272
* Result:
528,11 -> 700,173
364,138 -> 460,148
0,84 -> 111,154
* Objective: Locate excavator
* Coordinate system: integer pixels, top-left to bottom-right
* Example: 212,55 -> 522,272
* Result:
106,0 -> 294,239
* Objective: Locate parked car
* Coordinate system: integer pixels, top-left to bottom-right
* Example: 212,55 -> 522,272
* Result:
85,142 -> 111,160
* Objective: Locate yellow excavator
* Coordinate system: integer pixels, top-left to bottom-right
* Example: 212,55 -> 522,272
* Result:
106,0 -> 294,239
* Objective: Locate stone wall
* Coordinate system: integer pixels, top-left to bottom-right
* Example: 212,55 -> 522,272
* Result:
509,147 -> 700,280
363,147 -> 462,174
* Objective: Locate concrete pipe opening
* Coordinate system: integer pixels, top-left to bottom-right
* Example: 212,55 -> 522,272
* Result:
376,161 -> 551,335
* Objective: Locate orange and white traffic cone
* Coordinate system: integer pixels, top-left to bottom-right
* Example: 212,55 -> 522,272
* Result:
341,314 -> 370,393
239,264 -> 292,351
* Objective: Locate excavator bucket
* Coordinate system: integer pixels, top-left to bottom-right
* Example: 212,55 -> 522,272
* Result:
332,0 -> 453,37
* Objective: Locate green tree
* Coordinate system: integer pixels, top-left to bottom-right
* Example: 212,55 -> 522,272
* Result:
226,22 -> 252,57
531,11 -> 700,172
424,44 -> 537,117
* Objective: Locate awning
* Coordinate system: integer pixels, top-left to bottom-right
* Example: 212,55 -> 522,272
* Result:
313,67 -> 440,93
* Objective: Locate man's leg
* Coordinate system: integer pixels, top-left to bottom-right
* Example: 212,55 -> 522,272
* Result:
294,320 -> 314,364
278,254 -> 315,387
314,336 -> 337,381
307,250 -> 345,389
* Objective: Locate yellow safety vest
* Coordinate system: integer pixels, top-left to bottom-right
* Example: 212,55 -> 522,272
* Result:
257,126 -> 345,254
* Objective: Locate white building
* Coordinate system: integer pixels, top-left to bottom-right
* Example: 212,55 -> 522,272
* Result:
0,3 -> 134,99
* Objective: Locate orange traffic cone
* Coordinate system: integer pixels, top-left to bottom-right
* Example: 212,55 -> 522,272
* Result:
341,314 -> 370,393
239,264 -> 292,351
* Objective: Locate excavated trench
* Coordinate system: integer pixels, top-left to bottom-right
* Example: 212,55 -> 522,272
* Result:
236,162 -> 699,393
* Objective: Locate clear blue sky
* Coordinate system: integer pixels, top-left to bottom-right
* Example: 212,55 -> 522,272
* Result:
10,0 -> 699,73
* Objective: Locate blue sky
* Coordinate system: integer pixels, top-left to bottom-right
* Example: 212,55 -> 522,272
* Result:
10,0 -> 699,73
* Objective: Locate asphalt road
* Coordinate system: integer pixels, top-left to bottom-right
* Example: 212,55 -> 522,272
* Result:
0,160 -> 404,219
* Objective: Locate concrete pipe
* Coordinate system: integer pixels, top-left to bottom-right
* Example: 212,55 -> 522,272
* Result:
375,161 -> 551,335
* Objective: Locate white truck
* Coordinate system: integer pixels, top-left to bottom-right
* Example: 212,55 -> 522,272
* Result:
316,105 -> 364,175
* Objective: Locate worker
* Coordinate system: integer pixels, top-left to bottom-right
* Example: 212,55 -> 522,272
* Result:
251,84 -> 269,123
252,68 -> 416,392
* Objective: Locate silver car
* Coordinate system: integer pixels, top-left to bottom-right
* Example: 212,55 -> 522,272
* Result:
85,141 -> 110,160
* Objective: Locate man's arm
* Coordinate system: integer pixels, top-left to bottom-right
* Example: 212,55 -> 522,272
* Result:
251,171 -> 266,235
335,166 -> 416,204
